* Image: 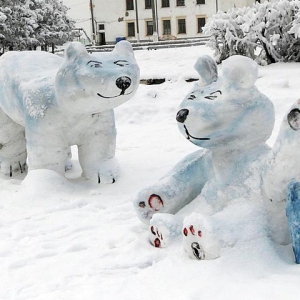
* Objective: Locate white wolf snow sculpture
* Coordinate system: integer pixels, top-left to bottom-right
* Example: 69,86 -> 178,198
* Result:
0,41 -> 140,183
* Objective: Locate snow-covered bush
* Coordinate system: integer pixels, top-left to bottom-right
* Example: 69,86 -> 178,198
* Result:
204,0 -> 300,65
0,0 -> 76,51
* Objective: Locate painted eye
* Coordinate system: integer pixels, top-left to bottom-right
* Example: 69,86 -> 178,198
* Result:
204,90 -> 222,100
90,63 -> 101,68
188,94 -> 196,100
288,108 -> 300,131
114,60 -> 129,67
87,60 -> 102,68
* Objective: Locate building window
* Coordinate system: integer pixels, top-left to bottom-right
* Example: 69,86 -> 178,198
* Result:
145,0 -> 152,9
197,17 -> 206,33
162,0 -> 170,7
177,0 -> 185,6
127,22 -> 135,37
196,0 -> 205,4
98,24 -> 105,31
126,0 -> 134,10
163,20 -> 171,35
146,21 -> 153,35
178,18 -> 186,34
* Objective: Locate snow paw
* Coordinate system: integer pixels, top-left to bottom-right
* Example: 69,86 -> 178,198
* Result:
183,213 -> 220,260
149,213 -> 183,248
83,158 -> 119,184
150,225 -> 165,248
0,155 -> 27,177
97,158 -> 118,184
134,190 -> 165,224
97,173 -> 116,184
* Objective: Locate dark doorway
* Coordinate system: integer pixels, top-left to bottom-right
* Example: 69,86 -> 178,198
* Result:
99,32 -> 106,45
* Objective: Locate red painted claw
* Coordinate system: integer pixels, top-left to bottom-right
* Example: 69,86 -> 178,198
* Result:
189,225 -> 195,235
151,226 -> 156,235
183,228 -> 188,236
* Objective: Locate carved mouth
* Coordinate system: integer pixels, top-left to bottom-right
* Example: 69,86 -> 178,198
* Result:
97,90 -> 133,99
184,125 -> 210,141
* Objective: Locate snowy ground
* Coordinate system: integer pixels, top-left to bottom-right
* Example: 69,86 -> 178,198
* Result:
1,45 -> 300,300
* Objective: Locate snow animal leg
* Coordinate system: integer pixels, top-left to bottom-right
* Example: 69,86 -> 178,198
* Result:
134,150 -> 213,224
0,108 -> 26,176
149,213 -> 183,248
25,122 -> 68,175
183,213 -> 220,260
78,111 -> 117,184
286,181 -> 300,264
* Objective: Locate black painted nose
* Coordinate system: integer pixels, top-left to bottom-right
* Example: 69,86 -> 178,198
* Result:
116,76 -> 131,94
176,109 -> 189,123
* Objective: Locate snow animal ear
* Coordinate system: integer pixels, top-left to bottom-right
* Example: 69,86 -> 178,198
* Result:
222,55 -> 258,89
287,108 -> 300,131
113,40 -> 134,56
64,42 -> 88,62
194,55 -> 218,86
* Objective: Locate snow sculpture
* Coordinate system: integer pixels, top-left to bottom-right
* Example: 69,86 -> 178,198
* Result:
134,54 -> 276,259
0,41 -> 140,183
263,100 -> 300,262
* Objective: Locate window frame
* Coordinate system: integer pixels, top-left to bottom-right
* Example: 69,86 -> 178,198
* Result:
98,24 -> 105,31
145,0 -> 152,9
146,20 -> 153,36
127,22 -> 135,37
197,17 -> 206,33
196,0 -> 205,4
126,0 -> 134,10
176,0 -> 185,7
177,18 -> 186,34
162,19 -> 171,35
162,0 -> 170,8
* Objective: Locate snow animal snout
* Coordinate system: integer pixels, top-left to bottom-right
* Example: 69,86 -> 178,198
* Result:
176,109 -> 189,123
116,76 -> 131,94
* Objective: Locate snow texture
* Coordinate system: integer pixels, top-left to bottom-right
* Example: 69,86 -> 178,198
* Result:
1,45 -> 300,299
0,40 -> 140,183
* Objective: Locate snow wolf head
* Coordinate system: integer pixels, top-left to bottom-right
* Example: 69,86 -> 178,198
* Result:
55,41 -> 140,114
176,55 -> 274,150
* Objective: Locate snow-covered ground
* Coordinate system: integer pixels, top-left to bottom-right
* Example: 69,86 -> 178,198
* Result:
1,45 -> 300,300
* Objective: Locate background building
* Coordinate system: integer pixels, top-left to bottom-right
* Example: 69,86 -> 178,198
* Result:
63,0 -> 92,45
63,0 -> 264,45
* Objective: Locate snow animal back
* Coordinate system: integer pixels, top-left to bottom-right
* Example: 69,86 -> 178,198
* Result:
0,41 -> 140,182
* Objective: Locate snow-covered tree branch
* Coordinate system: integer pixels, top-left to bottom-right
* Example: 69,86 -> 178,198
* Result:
0,0 -> 76,52
204,0 -> 300,65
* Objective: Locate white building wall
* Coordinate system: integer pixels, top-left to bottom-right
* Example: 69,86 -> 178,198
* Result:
62,0 -> 92,45
63,0 -> 267,45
